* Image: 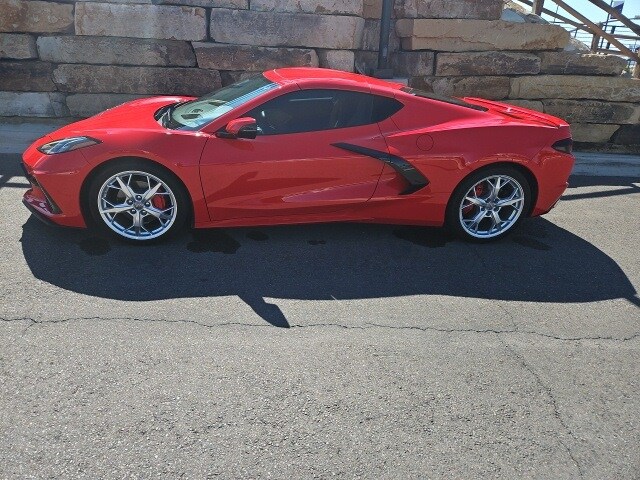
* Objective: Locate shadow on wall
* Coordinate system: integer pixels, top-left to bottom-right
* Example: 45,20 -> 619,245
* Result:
20,210 -> 638,328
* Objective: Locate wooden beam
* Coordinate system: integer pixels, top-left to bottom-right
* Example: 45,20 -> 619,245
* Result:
608,33 -> 640,42
517,0 -> 588,31
548,0 -> 640,62
532,0 -> 545,15
596,48 -> 633,55
586,0 -> 640,36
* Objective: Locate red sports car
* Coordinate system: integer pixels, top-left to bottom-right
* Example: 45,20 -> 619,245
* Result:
22,67 -> 574,243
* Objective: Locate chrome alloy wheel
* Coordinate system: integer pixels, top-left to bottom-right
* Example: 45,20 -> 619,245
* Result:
97,170 -> 177,240
458,174 -> 525,239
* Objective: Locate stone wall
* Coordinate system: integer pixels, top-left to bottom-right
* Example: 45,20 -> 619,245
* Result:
0,0 -> 638,146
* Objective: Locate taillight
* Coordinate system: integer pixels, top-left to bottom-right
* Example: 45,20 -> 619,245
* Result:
552,138 -> 573,154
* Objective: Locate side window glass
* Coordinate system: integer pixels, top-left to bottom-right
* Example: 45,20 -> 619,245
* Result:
245,89 -> 377,136
372,96 -> 403,122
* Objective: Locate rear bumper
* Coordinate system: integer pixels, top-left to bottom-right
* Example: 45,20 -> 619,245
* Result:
531,150 -> 575,216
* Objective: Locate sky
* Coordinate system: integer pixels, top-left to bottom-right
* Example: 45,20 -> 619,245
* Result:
513,0 -> 640,21
513,0 -> 640,52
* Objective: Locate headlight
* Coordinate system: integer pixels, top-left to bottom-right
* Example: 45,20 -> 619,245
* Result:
37,136 -> 101,155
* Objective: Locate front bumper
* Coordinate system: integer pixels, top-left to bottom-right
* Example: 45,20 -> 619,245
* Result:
21,141 -> 89,228
22,196 -> 59,227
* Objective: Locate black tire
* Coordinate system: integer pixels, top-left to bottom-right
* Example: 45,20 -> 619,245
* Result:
85,159 -> 190,244
445,165 -> 531,243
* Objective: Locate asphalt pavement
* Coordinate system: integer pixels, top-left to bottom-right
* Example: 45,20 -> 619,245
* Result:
0,142 -> 638,478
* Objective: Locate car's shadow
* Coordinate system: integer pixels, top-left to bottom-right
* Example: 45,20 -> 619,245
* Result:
20,214 -> 638,328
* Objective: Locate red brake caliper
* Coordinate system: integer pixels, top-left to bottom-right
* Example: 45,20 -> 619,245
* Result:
463,183 -> 485,215
151,192 -> 167,210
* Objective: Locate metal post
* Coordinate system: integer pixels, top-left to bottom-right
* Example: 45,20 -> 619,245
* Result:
373,0 -> 394,78
532,0 -> 545,15
605,25 -> 616,50
600,0 -> 613,50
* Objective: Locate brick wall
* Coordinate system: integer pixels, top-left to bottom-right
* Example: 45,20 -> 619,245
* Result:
0,0 -> 638,146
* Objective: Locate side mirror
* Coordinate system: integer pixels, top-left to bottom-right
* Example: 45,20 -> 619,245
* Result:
216,117 -> 257,139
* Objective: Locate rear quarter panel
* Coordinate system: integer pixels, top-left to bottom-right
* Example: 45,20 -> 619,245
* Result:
373,93 -> 572,224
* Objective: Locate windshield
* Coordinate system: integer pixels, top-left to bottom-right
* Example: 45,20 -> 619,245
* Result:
401,87 -> 488,112
165,75 -> 278,130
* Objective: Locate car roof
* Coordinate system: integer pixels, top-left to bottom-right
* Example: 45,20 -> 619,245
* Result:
265,67 -> 405,93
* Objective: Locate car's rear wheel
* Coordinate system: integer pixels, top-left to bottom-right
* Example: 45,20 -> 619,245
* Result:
446,166 -> 531,242
86,160 -> 189,243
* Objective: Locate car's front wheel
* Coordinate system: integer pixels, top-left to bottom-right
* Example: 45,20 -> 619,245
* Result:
86,160 -> 189,243
446,166 -> 531,242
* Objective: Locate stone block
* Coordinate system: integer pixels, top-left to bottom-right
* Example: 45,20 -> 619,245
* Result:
417,0 -> 502,19
407,76 -> 434,91
0,0 -> 73,33
52,64 -> 221,96
0,61 -> 55,91
611,124 -> 640,145
360,19 -> 400,51
66,93 -> 147,117
538,52 -> 627,76
503,100 -> 544,112
363,0 -> 382,19
220,71 -> 262,86
250,0 -> 363,16
396,19 -> 570,52
317,50 -> 355,72
511,76 -> 640,102
354,50 -> 377,74
391,51 -> 434,77
157,0 -> 247,7
37,36 -> 196,67
436,52 -> 540,76
431,76 -> 511,100
0,33 -> 36,59
75,3 -> 207,41
542,99 -> 640,125
0,91 -> 67,117
394,0 -> 502,19
194,43 -> 318,70
210,9 -> 364,49
569,123 -> 620,143
354,50 -> 431,77
59,0 -> 154,3
394,0 -> 417,18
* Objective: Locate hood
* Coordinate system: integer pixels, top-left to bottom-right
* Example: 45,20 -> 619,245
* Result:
48,96 -> 194,140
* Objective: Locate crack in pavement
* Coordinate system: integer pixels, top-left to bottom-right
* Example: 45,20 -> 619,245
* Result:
1,316 -> 639,343
1,312 -> 632,477
501,339 -> 585,479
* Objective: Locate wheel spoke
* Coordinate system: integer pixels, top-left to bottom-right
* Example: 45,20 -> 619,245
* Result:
115,175 -> 135,199
464,195 -> 487,207
464,209 -> 486,232
145,206 -> 173,222
496,189 -> 522,207
142,181 -> 163,202
496,197 -> 522,207
102,203 -> 131,215
490,177 -> 502,200
132,211 -> 142,236
490,210 -> 502,231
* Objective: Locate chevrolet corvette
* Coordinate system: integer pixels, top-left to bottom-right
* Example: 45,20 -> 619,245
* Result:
22,67 -> 574,243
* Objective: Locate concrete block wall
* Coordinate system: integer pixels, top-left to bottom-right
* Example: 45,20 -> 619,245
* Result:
0,0 -> 638,147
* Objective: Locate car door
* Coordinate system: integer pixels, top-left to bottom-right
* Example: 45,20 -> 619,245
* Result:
199,89 -> 393,220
